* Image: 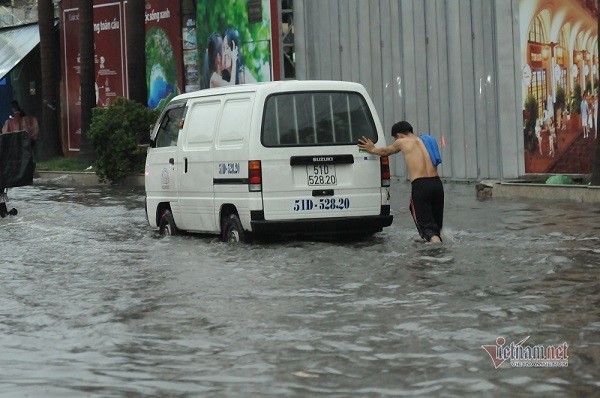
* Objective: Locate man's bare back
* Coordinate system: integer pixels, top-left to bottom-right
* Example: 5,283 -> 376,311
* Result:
394,135 -> 439,181
357,132 -> 437,181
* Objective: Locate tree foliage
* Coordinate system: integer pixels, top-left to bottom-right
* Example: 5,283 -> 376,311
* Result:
87,97 -> 159,184
573,83 -> 582,114
555,86 -> 566,113
523,94 -> 538,152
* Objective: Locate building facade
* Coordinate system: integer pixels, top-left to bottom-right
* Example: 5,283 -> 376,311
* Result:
2,0 -> 596,178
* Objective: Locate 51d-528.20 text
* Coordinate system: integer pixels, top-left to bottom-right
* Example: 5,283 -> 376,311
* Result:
293,198 -> 350,211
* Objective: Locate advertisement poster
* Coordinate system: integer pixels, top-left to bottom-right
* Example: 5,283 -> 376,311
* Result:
62,1 -> 126,152
520,0 -> 598,174
144,0 -> 183,109
196,0 -> 272,89
183,18 -> 200,93
61,0 -> 183,152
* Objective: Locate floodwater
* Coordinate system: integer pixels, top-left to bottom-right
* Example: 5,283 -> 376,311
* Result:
0,180 -> 598,397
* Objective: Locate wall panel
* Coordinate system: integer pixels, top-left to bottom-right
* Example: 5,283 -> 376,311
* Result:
459,0 -> 478,179
446,1 -> 467,178
295,0 -> 523,180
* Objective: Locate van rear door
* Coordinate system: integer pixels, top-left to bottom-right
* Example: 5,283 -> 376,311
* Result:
259,91 -> 387,221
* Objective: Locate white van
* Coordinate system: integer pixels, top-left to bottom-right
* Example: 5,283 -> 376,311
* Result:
145,80 -> 393,241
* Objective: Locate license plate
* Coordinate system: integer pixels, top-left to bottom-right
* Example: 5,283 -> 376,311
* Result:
307,164 -> 337,186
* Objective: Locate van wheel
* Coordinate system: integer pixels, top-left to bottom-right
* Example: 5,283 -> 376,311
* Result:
159,209 -> 179,236
222,214 -> 246,243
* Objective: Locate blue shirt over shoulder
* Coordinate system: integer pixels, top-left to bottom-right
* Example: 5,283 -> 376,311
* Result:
419,134 -> 442,166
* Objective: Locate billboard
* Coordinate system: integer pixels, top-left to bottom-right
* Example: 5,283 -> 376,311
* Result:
196,0 -> 273,89
59,0 -> 278,153
520,0 -> 599,174
144,0 -> 183,109
60,0 -> 182,152
62,1 -> 127,151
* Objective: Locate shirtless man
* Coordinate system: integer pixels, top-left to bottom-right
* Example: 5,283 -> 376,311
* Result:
358,121 -> 444,243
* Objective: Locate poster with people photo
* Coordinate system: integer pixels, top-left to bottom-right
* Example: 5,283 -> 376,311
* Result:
520,0 -> 598,174
196,0 -> 272,90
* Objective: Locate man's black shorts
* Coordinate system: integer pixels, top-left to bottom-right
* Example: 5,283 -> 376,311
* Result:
409,176 -> 444,241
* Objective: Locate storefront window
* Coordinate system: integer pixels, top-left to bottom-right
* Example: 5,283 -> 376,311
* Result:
528,16 -> 544,43
558,29 -> 568,92
528,15 -> 546,120
529,70 -> 547,119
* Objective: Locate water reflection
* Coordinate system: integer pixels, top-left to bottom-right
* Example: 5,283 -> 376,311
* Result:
0,182 -> 598,396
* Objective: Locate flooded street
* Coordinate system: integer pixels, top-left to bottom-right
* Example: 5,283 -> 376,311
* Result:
1,181 -> 599,397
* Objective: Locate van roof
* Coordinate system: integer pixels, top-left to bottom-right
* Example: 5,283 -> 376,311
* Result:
171,80 -> 368,102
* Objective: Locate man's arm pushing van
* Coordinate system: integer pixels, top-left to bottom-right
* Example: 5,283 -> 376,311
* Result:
145,80 -> 393,242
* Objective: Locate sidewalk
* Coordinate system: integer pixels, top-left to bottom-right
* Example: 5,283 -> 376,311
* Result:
35,171 -> 144,187
477,179 -> 600,203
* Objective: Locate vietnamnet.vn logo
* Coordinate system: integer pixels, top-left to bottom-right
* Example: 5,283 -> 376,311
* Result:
482,336 -> 569,369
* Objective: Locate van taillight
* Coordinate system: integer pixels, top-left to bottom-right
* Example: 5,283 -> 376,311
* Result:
380,156 -> 390,187
248,160 -> 262,192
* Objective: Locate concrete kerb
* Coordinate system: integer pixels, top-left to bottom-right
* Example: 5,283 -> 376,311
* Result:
477,179 -> 600,203
34,171 -> 144,187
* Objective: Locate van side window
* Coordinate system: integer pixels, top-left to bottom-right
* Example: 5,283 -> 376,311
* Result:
155,106 -> 186,148
262,92 -> 378,147
218,98 -> 251,144
186,100 -> 221,145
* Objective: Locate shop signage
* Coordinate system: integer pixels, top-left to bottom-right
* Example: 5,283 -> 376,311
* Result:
529,43 -> 543,68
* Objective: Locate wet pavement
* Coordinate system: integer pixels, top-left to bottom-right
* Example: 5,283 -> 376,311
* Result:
1,181 -> 599,397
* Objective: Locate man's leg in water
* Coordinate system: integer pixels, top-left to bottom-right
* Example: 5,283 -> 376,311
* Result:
0,189 -> 17,218
410,188 -> 441,242
430,179 -> 445,243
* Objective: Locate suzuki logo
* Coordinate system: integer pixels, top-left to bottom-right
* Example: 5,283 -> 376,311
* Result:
313,157 -> 333,162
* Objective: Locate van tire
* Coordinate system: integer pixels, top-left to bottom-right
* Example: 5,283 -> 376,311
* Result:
159,209 -> 179,236
222,214 -> 246,243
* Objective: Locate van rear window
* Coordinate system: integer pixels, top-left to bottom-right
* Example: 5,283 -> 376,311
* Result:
261,91 -> 378,147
